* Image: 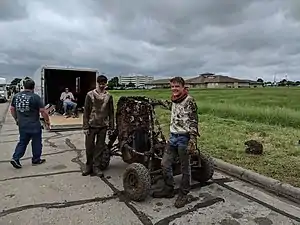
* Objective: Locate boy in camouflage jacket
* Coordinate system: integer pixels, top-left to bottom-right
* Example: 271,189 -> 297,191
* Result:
152,77 -> 199,208
82,75 -> 114,177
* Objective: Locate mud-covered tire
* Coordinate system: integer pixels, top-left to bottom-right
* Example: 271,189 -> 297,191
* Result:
191,152 -> 214,183
123,163 -> 151,202
99,145 -> 111,171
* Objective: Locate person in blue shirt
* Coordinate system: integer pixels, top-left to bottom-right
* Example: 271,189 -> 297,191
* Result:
10,78 -> 50,169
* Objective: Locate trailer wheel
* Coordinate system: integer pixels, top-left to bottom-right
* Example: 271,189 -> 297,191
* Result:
99,145 -> 111,171
123,163 -> 151,202
191,152 -> 214,183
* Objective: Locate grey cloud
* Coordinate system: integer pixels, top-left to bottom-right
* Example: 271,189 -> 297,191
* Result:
1,0 -> 300,81
286,0 -> 300,21
98,0 -> 257,47
0,0 -> 28,21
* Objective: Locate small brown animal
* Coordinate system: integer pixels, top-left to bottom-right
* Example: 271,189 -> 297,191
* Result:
244,140 -> 263,155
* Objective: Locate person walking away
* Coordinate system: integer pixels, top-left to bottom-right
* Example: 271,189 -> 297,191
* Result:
152,76 -> 199,208
60,88 -> 77,117
10,78 -> 50,169
82,75 -> 114,177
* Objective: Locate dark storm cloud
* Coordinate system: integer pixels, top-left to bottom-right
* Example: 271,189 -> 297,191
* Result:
0,0 -> 28,21
93,0 -> 257,47
0,0 -> 299,82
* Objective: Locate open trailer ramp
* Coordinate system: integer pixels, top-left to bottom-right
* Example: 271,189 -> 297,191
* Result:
47,114 -> 83,131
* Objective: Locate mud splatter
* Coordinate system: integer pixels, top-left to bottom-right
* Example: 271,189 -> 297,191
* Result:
230,212 -> 243,219
51,164 -> 67,170
220,218 -> 240,225
254,217 -> 273,225
156,202 -> 163,207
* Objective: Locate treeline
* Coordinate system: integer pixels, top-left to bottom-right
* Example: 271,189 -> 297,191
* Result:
257,78 -> 300,86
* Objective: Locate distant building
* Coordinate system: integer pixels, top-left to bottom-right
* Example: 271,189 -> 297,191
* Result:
186,73 -> 262,88
118,74 -> 154,87
145,73 -> 263,89
145,78 -> 171,89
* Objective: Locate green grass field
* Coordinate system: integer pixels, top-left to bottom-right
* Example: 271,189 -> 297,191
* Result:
110,87 -> 300,187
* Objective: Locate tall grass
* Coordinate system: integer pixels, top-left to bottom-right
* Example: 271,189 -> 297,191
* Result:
110,87 -> 300,128
197,102 -> 300,128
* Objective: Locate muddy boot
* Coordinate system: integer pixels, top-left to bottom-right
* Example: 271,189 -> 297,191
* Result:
152,185 -> 175,198
91,167 -> 104,178
174,194 -> 189,208
82,165 -> 93,176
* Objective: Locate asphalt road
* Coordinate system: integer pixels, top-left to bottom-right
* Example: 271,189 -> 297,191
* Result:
0,102 -> 299,225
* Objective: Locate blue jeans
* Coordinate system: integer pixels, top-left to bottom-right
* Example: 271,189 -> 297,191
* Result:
169,133 -> 190,148
63,101 -> 77,114
161,133 -> 191,195
13,128 -> 43,163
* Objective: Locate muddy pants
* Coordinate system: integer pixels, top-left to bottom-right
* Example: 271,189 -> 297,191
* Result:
85,127 -> 107,170
161,133 -> 191,195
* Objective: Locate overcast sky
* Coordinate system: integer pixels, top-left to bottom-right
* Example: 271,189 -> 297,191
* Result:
0,0 -> 299,82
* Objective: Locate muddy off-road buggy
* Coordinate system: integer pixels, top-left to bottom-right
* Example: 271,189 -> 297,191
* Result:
100,96 -> 214,201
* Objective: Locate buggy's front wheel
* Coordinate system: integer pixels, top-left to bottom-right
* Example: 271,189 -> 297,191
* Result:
123,163 -> 151,201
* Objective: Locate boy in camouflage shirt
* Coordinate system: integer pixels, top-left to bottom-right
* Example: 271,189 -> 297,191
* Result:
82,75 -> 114,177
152,77 -> 199,208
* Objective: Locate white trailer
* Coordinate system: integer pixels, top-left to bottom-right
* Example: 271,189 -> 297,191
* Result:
17,77 -> 26,92
0,77 -> 8,102
32,65 -> 100,131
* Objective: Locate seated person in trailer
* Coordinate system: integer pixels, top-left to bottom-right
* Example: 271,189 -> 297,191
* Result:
60,88 -> 77,117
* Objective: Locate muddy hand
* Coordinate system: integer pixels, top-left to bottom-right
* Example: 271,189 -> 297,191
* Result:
151,99 -> 171,109
44,121 -> 51,130
107,129 -> 114,137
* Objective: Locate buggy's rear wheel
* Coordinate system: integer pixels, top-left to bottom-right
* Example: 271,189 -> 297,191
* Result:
123,163 -> 151,201
98,145 -> 111,170
191,152 -> 214,183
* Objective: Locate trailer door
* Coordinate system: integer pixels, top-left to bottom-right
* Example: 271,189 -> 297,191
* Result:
76,77 -> 80,93
41,68 -> 45,104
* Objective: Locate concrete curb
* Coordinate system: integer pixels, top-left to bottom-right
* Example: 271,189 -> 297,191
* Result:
213,158 -> 300,204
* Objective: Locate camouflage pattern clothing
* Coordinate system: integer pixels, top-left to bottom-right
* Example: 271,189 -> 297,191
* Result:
170,95 -> 199,137
82,89 -> 114,176
153,94 -> 199,208
156,95 -> 199,154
